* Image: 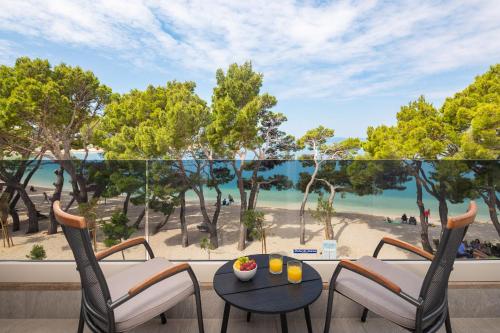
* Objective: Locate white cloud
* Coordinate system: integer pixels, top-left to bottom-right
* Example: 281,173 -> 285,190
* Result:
0,39 -> 15,64
0,0 -> 499,98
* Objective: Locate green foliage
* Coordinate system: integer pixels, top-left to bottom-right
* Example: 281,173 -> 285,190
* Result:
310,194 -> 334,226
347,160 -> 409,196
442,64 -> 499,159
207,62 -> 277,156
99,81 -> 208,159
364,96 -> 453,159
101,161 -> 146,208
468,160 -> 500,195
363,125 -> 401,159
424,160 -> 475,204
200,237 -> 216,259
78,198 -> 98,227
0,57 -> 111,157
298,127 -> 360,161
256,111 -> 297,159
101,211 -> 135,247
243,210 -> 266,240
148,162 -> 182,218
200,237 -> 215,251
26,244 -> 47,260
297,126 -> 335,152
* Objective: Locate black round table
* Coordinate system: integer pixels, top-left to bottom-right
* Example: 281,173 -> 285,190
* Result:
213,254 -> 322,333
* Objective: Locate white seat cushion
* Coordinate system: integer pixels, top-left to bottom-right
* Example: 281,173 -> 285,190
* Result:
335,256 -> 423,328
106,257 -> 194,332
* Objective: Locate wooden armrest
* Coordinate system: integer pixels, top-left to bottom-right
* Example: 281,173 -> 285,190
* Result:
339,259 -> 401,294
381,237 -> 434,261
95,237 -> 147,260
128,263 -> 191,297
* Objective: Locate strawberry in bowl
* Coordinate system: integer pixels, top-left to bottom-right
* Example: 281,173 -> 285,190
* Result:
233,256 -> 257,281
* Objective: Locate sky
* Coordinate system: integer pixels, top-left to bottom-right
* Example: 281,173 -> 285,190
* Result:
0,0 -> 499,138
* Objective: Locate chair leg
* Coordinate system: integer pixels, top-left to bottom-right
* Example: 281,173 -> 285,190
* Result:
324,289 -> 335,333
194,290 -> 205,333
361,308 -> 368,322
445,309 -> 452,333
78,303 -> 84,333
160,313 -> 167,325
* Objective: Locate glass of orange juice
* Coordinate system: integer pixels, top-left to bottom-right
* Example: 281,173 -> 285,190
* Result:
287,260 -> 302,284
269,253 -> 283,274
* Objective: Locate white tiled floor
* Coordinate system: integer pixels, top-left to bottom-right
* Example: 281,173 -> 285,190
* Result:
1,318 -> 499,333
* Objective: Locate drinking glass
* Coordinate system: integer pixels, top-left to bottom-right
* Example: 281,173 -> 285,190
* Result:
287,260 -> 302,284
269,253 -> 283,274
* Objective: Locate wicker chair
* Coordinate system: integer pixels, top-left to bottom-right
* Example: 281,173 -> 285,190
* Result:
53,200 -> 204,333
324,201 -> 477,333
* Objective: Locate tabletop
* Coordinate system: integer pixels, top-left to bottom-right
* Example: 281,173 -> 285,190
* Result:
213,254 -> 322,314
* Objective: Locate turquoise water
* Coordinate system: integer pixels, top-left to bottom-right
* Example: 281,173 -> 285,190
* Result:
26,159 -> 495,221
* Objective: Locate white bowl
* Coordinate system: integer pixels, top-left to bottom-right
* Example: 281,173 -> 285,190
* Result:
233,263 -> 258,281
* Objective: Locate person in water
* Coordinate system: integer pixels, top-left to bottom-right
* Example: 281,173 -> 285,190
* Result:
401,213 -> 408,224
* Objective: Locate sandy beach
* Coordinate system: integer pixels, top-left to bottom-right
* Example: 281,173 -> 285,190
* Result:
1,187 -> 498,261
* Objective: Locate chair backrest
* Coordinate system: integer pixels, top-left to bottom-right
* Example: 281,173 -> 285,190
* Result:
419,201 -> 477,321
53,201 -> 112,331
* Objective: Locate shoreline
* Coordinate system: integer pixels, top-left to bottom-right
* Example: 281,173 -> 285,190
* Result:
0,185 -> 498,261
27,181 -> 492,222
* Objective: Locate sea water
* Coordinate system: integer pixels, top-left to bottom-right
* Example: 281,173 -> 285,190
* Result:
23,158 -> 495,222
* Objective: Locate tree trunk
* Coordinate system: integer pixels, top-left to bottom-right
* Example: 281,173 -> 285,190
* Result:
179,159 -> 221,249
414,163 -> 433,253
245,161 -> 261,241
65,196 -> 76,212
48,167 -> 64,235
485,188 -> 500,237
154,209 -> 174,234
179,191 -> 188,247
237,185 -> 247,251
247,160 -> 261,210
325,188 -> 335,240
208,160 -> 223,249
132,208 -> 146,229
123,192 -> 132,216
16,185 -> 38,233
208,224 -> 219,249
232,161 -> 248,251
9,155 -> 43,219
59,160 -> 88,205
1,158 -> 31,232
3,186 -> 19,231
10,206 -> 19,232
438,196 -> 448,229
299,162 -> 319,245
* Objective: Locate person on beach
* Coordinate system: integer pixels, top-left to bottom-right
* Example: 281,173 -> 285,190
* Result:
424,209 -> 430,223
228,194 -> 234,205
43,192 -> 50,203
